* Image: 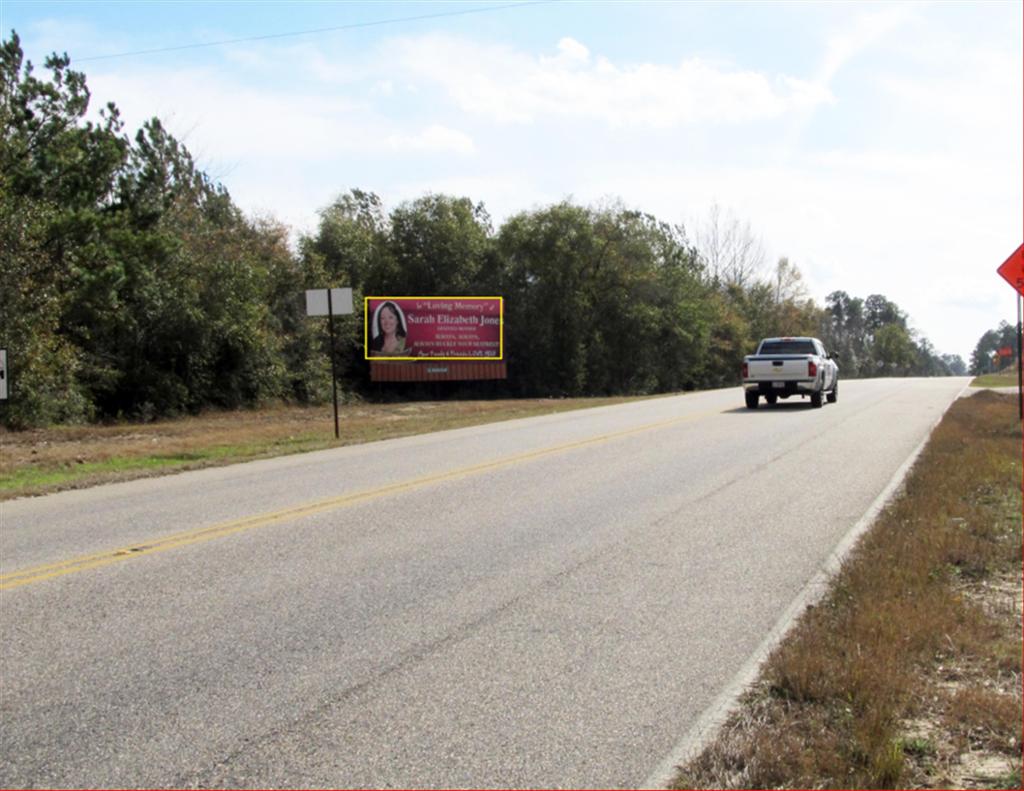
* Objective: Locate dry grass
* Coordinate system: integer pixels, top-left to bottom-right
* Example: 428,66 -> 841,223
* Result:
943,685 -> 1022,753
0,395 -> 647,500
674,391 -> 1022,790
972,367 -> 1019,389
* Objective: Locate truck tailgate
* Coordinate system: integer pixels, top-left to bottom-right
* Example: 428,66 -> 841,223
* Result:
747,357 -> 808,380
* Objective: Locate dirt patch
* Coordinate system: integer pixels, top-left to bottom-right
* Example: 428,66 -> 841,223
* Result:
898,566 -> 1022,789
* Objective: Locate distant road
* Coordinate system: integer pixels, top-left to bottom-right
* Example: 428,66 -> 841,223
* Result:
1,378 -> 968,788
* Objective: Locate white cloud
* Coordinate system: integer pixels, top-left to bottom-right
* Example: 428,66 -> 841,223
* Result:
386,124 -> 476,155
89,67 -> 364,160
24,16 -> 132,62
880,49 -> 1023,137
808,149 -> 952,176
547,36 -> 590,66
816,5 -> 918,85
387,34 -> 833,128
88,65 -> 478,163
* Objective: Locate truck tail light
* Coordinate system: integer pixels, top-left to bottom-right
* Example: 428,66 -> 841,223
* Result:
808,361 -> 818,377
741,362 -> 748,379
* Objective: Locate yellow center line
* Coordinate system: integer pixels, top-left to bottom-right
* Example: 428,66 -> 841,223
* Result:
1,408 -> 716,590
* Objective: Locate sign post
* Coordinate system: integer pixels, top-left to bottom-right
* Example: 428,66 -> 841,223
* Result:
995,244 -> 1024,420
305,288 -> 354,439
327,289 -> 339,440
0,349 -> 8,402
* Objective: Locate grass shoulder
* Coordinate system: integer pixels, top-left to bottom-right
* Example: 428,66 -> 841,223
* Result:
0,395 -> 654,501
972,371 -> 1018,388
673,390 -> 1022,789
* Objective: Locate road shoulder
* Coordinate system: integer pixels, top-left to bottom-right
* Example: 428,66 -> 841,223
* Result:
662,390 -> 1022,789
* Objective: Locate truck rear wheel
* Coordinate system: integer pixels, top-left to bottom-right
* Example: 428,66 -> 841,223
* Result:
827,381 -> 838,403
811,390 -> 823,408
745,391 -> 759,409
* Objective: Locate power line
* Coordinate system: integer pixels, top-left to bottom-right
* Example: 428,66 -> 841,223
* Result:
77,1 -> 552,63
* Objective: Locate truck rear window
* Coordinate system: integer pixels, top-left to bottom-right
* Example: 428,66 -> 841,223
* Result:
759,340 -> 816,355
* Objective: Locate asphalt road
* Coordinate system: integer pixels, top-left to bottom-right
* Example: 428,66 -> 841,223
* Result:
1,378 -> 969,789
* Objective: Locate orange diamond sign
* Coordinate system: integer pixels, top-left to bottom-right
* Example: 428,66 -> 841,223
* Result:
997,243 -> 1024,295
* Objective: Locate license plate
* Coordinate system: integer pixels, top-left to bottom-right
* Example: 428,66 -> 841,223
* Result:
772,381 -> 785,388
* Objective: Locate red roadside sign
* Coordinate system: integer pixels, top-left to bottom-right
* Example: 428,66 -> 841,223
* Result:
996,243 -> 1024,295
996,243 -> 1024,424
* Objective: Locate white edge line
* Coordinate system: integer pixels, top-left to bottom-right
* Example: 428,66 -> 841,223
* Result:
641,383 -> 973,790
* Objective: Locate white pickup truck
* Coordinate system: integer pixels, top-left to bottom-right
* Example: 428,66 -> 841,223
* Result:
742,336 -> 839,409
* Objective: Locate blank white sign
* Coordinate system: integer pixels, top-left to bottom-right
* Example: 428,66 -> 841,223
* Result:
305,288 -> 354,316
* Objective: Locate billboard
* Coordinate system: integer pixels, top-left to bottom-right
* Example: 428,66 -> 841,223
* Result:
364,297 -> 503,360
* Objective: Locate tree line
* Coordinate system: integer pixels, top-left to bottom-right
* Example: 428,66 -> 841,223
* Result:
0,32 -> 968,429
968,321 -> 1019,375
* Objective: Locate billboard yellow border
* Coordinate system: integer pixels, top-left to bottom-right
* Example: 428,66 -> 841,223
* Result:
364,296 -> 504,361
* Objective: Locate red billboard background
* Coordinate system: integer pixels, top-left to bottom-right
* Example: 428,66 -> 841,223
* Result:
365,297 -> 503,360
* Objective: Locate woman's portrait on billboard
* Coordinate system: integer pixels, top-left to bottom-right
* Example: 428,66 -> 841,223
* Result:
369,300 -> 408,356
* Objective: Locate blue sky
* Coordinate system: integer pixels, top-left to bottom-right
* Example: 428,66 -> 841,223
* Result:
2,0 -> 1021,363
